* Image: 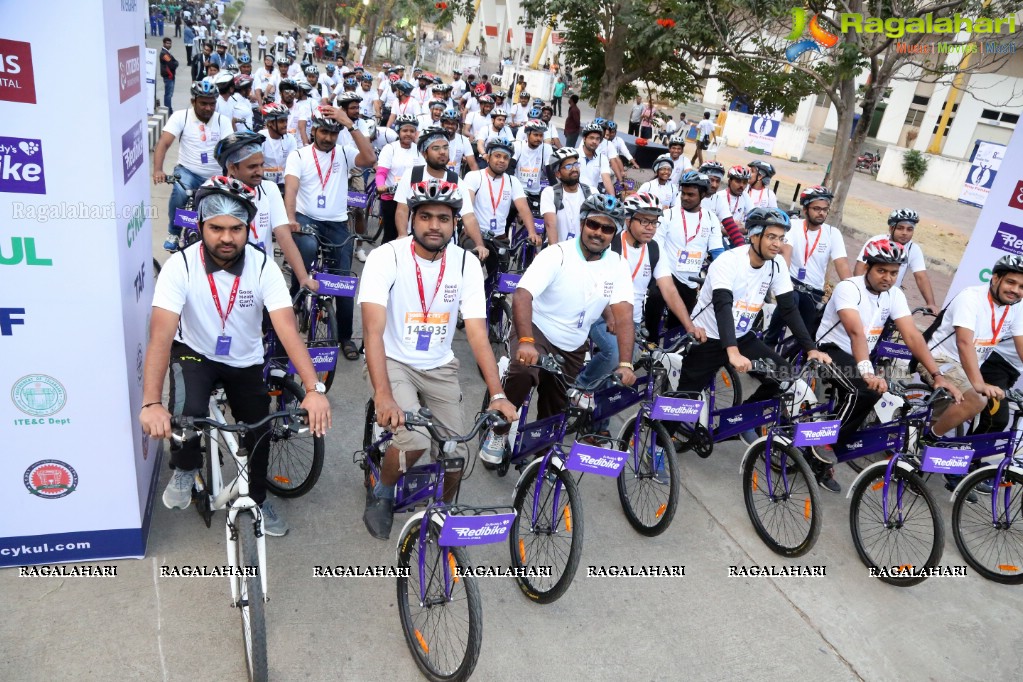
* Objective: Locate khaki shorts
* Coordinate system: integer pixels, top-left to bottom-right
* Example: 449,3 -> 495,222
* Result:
349,169 -> 365,192
364,357 -> 466,458
918,358 -> 973,397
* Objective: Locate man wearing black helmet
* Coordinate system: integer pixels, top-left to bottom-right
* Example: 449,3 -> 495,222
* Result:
854,208 -> 939,314
439,108 -> 478,175
358,178 -> 518,538
140,176 -> 332,536
385,80 -> 422,128
746,160 -> 778,209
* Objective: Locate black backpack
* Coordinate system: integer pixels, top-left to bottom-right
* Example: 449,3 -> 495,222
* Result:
551,182 -> 593,212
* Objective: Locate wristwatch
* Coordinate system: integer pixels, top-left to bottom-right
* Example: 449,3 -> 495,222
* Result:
618,362 -> 634,370
308,382 -> 327,394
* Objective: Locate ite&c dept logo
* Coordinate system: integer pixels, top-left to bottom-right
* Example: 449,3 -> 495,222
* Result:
12,374 -> 67,417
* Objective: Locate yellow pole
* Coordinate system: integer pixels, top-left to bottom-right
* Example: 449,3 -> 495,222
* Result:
928,0 -> 990,153
529,24 -> 553,69
455,0 -> 483,53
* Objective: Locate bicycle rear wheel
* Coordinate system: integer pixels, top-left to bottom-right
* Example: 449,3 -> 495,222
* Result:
363,190 -> 385,243
508,460 -> 584,603
264,377 -> 324,498
742,440 -> 821,557
489,298 -> 513,361
713,365 -> 742,410
295,293 -> 338,392
616,415 -> 680,536
236,516 -> 268,682
845,384 -> 931,473
952,467 -> 1023,584
396,520 -> 482,682
849,462 -> 943,586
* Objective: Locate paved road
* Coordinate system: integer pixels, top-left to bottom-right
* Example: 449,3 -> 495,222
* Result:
2,2 -> 1018,680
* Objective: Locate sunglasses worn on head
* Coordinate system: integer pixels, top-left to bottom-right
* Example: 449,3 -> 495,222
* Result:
584,218 -> 616,235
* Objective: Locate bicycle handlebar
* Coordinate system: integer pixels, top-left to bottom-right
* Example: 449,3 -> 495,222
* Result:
171,408 -> 309,434
402,408 -> 508,445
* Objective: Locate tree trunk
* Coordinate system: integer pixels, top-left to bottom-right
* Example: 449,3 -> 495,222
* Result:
594,23 -> 628,118
365,0 -> 395,64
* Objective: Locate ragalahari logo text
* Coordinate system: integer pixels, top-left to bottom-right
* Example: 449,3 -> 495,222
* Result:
786,8 -> 840,61
118,46 -> 142,103
0,39 -> 36,104
12,374 -> 67,417
24,460 -> 78,499
0,136 -> 46,195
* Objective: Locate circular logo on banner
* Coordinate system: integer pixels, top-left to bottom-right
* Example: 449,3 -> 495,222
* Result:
12,374 -> 67,417
24,460 -> 78,499
970,166 -> 992,188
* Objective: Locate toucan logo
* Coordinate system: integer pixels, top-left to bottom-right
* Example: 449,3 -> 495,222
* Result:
786,8 -> 839,61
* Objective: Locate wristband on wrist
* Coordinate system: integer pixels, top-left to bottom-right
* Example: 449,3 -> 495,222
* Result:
857,360 -> 875,377
491,392 -> 507,401
518,337 -> 535,344
141,402 -> 162,409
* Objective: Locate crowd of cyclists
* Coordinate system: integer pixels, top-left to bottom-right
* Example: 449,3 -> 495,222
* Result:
142,23 -> 1023,542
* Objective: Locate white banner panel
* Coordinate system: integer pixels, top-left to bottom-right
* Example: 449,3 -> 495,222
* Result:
958,140 -> 1005,208
745,114 -> 782,155
145,47 -> 157,116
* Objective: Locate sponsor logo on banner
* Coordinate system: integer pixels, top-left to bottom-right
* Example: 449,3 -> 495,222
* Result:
117,46 -> 142,103
565,441 -> 629,477
121,122 -> 145,184
0,308 -> 26,336
1009,180 -> 1023,211
126,202 -> 147,248
121,0 -> 138,10
919,446 -> 973,475
12,374 -> 67,417
793,420 -> 840,446
651,396 -> 702,422
136,343 -> 144,385
133,261 -> 146,302
991,221 -> 1023,255
0,137 -> 46,194
0,237 -> 52,266
24,460 -> 78,499
0,39 -> 36,104
438,513 -> 516,547
314,273 -> 358,297
173,208 -> 198,229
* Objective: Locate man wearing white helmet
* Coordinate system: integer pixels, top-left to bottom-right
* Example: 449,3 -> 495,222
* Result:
854,208 -> 938,314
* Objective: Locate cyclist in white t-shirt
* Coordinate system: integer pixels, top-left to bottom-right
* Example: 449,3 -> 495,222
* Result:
375,115 -> 424,244
476,107 -> 515,156
699,161 -> 746,249
440,108 -> 478,175
853,208 -> 939,314
746,160 -> 778,209
637,154 -> 678,210
358,180 -> 518,538
577,121 -> 616,195
258,103 -> 297,194
666,135 -> 692,185
719,165 -> 754,233
511,119 -> 553,214
540,147 -> 594,245
385,79 -> 421,128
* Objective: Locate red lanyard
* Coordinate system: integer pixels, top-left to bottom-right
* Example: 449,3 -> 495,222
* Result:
681,209 -> 701,245
486,171 -> 506,215
727,191 -> 740,213
199,248 -> 241,332
412,240 -> 446,316
751,187 -> 766,206
621,238 -> 646,281
989,292 -> 1010,341
312,147 -> 335,194
803,223 -> 822,265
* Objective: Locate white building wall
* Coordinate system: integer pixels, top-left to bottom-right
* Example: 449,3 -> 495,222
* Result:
875,73 -> 917,144
943,72 -> 1023,159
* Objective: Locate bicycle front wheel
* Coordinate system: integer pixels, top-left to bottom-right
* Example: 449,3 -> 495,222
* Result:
236,517 -> 268,682
952,467 -> 1023,584
616,415 -> 680,536
396,521 -> 482,682
509,460 -> 584,603
264,378 -> 324,498
742,440 -> 821,557
849,463 -> 943,586
307,296 -> 338,392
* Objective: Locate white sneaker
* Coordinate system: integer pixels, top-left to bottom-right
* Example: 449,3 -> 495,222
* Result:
355,246 -> 368,262
162,468 -> 197,509
260,502 -> 289,536
479,430 -> 507,464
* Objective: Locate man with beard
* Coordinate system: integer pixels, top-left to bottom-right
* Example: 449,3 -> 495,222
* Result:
577,121 -> 616,196
510,119 -> 552,218
439,108 -> 478,175
540,147 -> 592,244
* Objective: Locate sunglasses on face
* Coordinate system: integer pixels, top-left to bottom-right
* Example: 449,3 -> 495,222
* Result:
584,218 -> 617,235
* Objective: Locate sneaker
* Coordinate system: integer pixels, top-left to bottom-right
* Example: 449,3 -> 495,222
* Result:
944,474 -> 978,504
740,429 -> 760,446
163,233 -> 179,251
571,392 -> 594,410
355,246 -> 368,263
363,492 -> 394,539
816,466 -> 841,494
260,502 -> 289,536
479,430 -> 507,464
974,478 -> 993,495
652,447 -> 671,485
162,468 -> 197,510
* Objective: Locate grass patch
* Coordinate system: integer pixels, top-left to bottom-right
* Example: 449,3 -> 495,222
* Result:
224,1 -> 245,26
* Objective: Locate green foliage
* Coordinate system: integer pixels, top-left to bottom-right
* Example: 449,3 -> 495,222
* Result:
901,149 -> 928,189
223,1 -> 245,26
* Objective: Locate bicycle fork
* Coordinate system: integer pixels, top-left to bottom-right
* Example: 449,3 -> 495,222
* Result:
227,505 -> 269,606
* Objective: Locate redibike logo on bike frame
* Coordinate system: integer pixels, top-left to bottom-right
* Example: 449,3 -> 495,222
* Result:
0,39 -> 36,104
117,46 -> 142,103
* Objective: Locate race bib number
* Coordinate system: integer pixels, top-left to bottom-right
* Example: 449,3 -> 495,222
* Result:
975,338 -> 997,364
403,312 -> 450,350
866,326 -> 884,348
263,167 -> 284,184
677,249 -> 703,271
733,300 -> 762,334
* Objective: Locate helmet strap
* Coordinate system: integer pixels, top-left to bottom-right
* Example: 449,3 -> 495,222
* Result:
864,266 -> 883,295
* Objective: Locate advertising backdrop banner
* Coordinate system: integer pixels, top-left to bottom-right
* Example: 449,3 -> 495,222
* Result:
958,140 -> 1005,208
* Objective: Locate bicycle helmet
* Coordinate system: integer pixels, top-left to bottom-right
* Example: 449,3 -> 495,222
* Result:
745,207 -> 791,237
593,117 -> 607,127
190,80 -> 219,97
668,134 -> 686,147
579,193 -> 627,232
296,80 -> 313,94
261,102 -> 289,121
623,192 -> 662,217
651,153 -> 674,173
393,114 -> 419,130
406,178 -> 463,214
194,175 -> 258,225
393,79 -> 414,94
519,91 -> 531,101
532,98 -> 544,107
485,138 -> 515,156
276,55 -> 290,65
431,84 -> 447,94
214,131 -> 265,168
427,99 -> 447,110
238,54 -> 252,64
540,103 -> 554,114
304,65 -> 318,76
581,121 -> 604,137
440,108 -> 460,122
361,73 -> 373,82
887,208 -> 920,226
604,121 -> 618,131
727,165 -> 751,180
799,184 -> 834,207
233,74 -> 254,90
417,125 -> 448,153
699,161 -> 725,179
325,63 -> 336,73
212,72 -> 235,89
310,106 -> 343,132
477,94 -> 494,106
527,107 -> 542,119
524,119 -> 548,133
277,78 -> 299,92
992,254 -> 1023,276
493,90 -> 507,100
387,73 -> 400,83
343,77 -> 357,88
473,83 -> 487,96
547,146 -> 580,174
678,170 -> 711,197
490,107 -> 508,118
862,239 -> 907,266
748,159 -> 776,178
336,91 -> 363,106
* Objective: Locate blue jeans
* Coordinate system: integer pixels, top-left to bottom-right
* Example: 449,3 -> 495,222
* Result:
576,318 -> 620,388
167,165 -> 206,235
162,78 -> 175,115
293,213 -> 355,343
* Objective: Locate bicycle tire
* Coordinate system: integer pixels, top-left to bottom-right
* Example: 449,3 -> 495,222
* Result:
362,399 -> 384,488
952,467 -> 1023,584
508,460 -> 584,603
845,383 -> 931,473
616,415 -> 680,536
742,440 -> 821,557
237,517 -> 268,682
848,463 -> 943,586
295,292 -> 338,392
490,298 -> 513,360
363,189 -> 385,243
264,377 -> 324,498
396,520 -> 482,682
713,365 -> 742,410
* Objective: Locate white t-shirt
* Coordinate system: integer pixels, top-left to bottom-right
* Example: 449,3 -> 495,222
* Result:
390,97 -> 422,119
377,141 -> 424,190
250,181 -> 288,253
995,335 -> 1023,373
717,188 -> 754,227
785,219 -> 847,291
465,111 -> 491,140
655,206 -> 724,286
692,245 -> 793,341
357,86 -> 379,118
283,143 -> 359,221
260,131 -> 297,186
370,126 -> 399,154
603,135 -> 633,161
696,118 -> 715,141
152,243 -> 292,368
481,125 -> 515,148
463,95 -> 480,115
668,155 -> 693,185
539,184 -> 589,243
746,185 -> 778,209
616,235 -> 671,324
412,86 -> 432,106
451,78 -> 466,100
929,285 -> 1023,366
230,93 -> 254,132
517,240 -> 633,350
509,103 -> 531,125
253,68 -> 274,95
512,141 -> 551,194
637,179 -> 678,209
447,134 -> 474,173
462,170 -> 525,236
393,168 -> 474,218
578,150 -> 611,190
357,237 -> 486,370
856,234 -> 927,288
257,35 -> 268,48
816,276 -> 912,355
164,108 -> 232,177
